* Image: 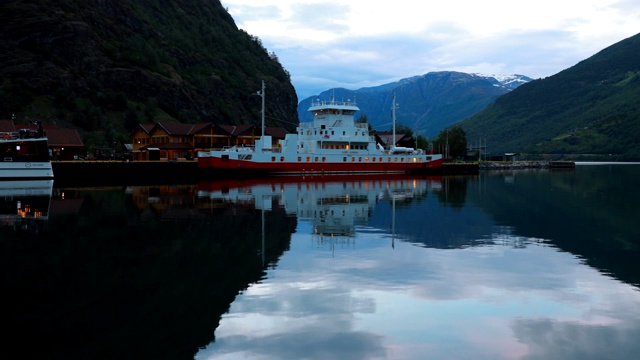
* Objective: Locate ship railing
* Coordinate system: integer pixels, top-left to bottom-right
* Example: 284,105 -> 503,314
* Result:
1,131 -> 19,140
310,99 -> 357,107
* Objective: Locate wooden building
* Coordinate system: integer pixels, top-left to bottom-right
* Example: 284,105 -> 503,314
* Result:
131,121 -> 289,161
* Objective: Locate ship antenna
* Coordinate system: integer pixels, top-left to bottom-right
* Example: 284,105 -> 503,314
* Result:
392,94 -> 398,147
255,80 -> 266,137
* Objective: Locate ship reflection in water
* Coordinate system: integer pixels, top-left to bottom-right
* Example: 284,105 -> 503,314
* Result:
0,180 -> 53,232
196,175 -> 442,246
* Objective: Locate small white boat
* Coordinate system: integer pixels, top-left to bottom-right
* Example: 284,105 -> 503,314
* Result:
0,121 -> 54,179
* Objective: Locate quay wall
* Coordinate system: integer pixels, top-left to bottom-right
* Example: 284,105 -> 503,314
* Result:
52,160 -> 573,185
52,161 -> 485,185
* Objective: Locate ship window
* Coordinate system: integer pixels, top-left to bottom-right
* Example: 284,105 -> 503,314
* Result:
380,157 -> 383,162
394,158 -> 398,162
401,158 -> 404,162
413,157 -> 417,163
314,157 -> 318,162
298,157 -> 302,162
355,131 -> 358,136
322,157 -> 326,162
366,157 -> 369,162
372,157 -> 376,162
362,132 -> 365,136
359,157 -> 362,162
271,156 -> 276,162
281,157 -> 285,162
343,157 -> 347,162
321,125 -> 326,129
343,131 -> 346,135
351,157 -> 355,162
427,156 -> 431,160
306,157 -> 311,162
331,131 -> 334,135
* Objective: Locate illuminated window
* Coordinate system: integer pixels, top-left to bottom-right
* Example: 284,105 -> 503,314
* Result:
365,157 -> 369,162
306,157 -> 311,162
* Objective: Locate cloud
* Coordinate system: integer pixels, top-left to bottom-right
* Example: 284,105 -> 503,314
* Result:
222,1 -> 640,100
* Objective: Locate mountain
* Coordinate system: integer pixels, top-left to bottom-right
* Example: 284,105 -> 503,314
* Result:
298,72 -> 532,138
0,0 -> 298,148
460,32 -> 640,160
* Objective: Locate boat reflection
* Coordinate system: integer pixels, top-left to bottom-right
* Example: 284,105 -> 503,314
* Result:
197,175 -> 443,240
0,180 -> 53,230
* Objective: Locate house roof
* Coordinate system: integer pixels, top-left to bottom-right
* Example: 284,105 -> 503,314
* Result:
0,120 -> 16,132
157,121 -> 198,136
45,127 -> 84,147
139,124 -> 155,133
265,127 -> 289,139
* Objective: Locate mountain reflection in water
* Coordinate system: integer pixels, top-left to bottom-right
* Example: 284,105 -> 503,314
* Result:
1,167 -> 638,360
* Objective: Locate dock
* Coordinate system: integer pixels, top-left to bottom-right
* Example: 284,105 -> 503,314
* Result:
52,160 -> 481,185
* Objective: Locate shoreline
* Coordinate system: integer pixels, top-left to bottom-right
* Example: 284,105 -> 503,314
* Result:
478,160 -> 575,170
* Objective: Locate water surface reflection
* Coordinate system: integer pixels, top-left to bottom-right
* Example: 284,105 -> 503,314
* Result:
1,167 -> 638,359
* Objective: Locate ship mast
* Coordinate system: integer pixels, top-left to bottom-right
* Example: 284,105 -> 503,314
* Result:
392,94 -> 398,148
256,80 -> 265,137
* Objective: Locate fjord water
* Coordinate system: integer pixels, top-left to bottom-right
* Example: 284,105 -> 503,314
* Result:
1,164 -> 639,359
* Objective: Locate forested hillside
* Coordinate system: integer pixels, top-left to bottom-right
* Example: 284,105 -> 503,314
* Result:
460,32 -> 640,160
0,0 -> 298,148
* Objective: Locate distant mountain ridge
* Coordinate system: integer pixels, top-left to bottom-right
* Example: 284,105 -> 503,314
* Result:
298,72 -> 532,138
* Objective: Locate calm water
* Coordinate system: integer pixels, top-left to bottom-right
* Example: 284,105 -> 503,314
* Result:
1,164 -> 639,360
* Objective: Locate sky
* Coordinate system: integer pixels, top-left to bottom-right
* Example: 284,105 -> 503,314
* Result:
220,0 -> 640,101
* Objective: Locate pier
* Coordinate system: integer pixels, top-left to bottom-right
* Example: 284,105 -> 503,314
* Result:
52,160 -> 483,185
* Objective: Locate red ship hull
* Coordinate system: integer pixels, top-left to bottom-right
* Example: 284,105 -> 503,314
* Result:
198,156 -> 444,174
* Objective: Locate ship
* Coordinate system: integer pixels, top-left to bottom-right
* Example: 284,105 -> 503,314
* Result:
0,121 -> 54,180
198,81 -> 443,175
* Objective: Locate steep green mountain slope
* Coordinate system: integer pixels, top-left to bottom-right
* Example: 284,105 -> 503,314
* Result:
460,32 -> 640,160
0,0 -> 297,147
